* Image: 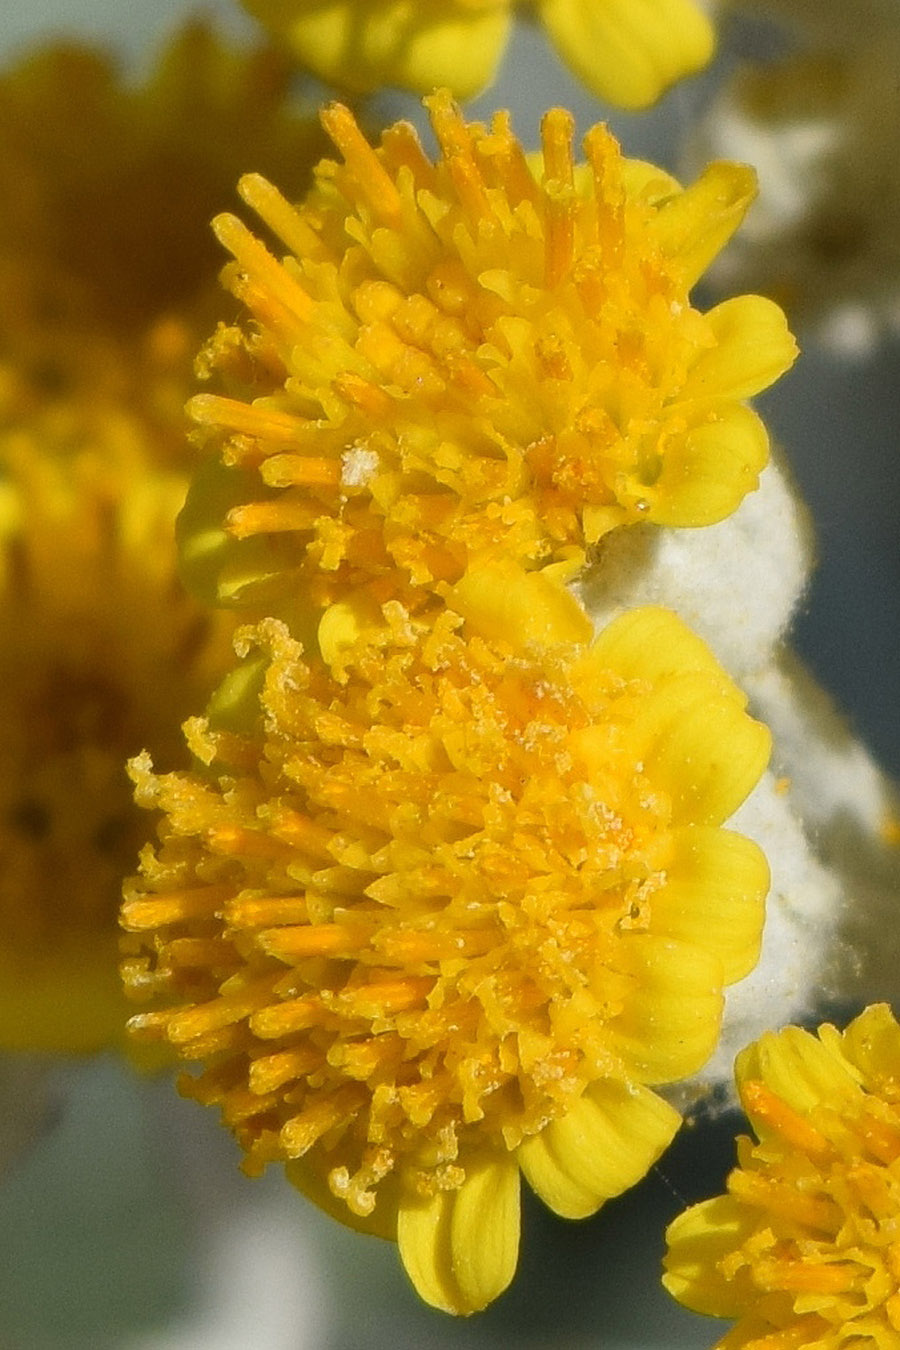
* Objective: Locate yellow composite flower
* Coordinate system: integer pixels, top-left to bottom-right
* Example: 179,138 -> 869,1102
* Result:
121,575 -> 771,1313
0,429 -> 234,1054
182,93 -> 796,623
0,20 -> 328,445
240,0 -> 716,108
663,1003 -> 900,1348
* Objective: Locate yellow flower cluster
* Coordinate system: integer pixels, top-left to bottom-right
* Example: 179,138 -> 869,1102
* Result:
123,94 -> 794,1313
240,0 -> 716,108
181,93 -> 795,619
124,585 -> 770,1312
664,1004 -> 900,1349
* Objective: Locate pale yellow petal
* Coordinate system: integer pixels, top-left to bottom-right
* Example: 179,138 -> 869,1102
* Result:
518,1078 -> 680,1219
650,825 -> 768,985
680,296 -> 798,402
397,1152 -> 520,1315
649,403 -> 770,528
242,0 -> 511,99
651,161 -> 758,289
449,560 -> 592,650
663,1194 -> 758,1318
537,0 -> 714,109
608,933 -> 723,1081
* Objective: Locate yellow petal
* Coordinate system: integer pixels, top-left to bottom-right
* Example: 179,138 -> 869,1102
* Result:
609,933 -> 723,1081
518,1078 -> 680,1219
650,825 -> 769,985
627,673 -> 771,827
448,560 -> 592,650
577,604 -> 729,691
537,0 -> 714,109
735,1025 -> 862,1125
839,1003 -> 900,1091
663,1194 -> 758,1318
397,1152 -> 520,1315
242,0 -> 511,99
649,403 -> 770,528
651,161 -> 758,289
680,296 -> 798,403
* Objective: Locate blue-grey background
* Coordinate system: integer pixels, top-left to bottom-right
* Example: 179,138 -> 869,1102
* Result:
2,3 -> 897,1347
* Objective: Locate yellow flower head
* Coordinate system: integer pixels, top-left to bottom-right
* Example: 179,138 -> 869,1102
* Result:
0,427 -> 234,1055
122,575 -> 770,1314
183,95 -> 796,620
240,0 -> 716,109
0,21 -> 327,444
664,1003 -> 900,1349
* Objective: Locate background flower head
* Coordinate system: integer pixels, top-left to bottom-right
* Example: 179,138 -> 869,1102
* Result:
664,1003 -> 900,1347
122,577 -> 770,1313
0,427 -> 234,1054
0,19 -> 328,445
182,93 -> 796,621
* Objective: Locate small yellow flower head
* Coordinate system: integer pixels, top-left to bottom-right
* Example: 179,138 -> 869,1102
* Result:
0,22 -> 327,442
183,95 -> 796,618
664,1003 -> 900,1348
240,0 -> 716,109
122,578 -> 770,1314
0,429 -> 234,1055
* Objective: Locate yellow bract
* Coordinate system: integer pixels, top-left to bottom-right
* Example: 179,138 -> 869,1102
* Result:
240,0 -> 715,108
182,94 -> 796,623
664,1004 -> 900,1348
122,592 -> 769,1312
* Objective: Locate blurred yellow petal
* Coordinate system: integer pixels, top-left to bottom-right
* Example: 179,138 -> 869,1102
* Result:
397,1153 -> 520,1314
242,0 -> 511,98
537,0 -> 714,109
651,826 -> 769,984
518,1078 -> 680,1219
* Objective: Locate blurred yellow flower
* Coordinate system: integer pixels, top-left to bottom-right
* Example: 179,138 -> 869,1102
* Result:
0,22 -> 327,1055
664,1003 -> 900,1348
122,581 -> 770,1313
183,94 -> 796,621
240,0 -> 715,108
0,429 -> 234,1054
0,21 -> 328,445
